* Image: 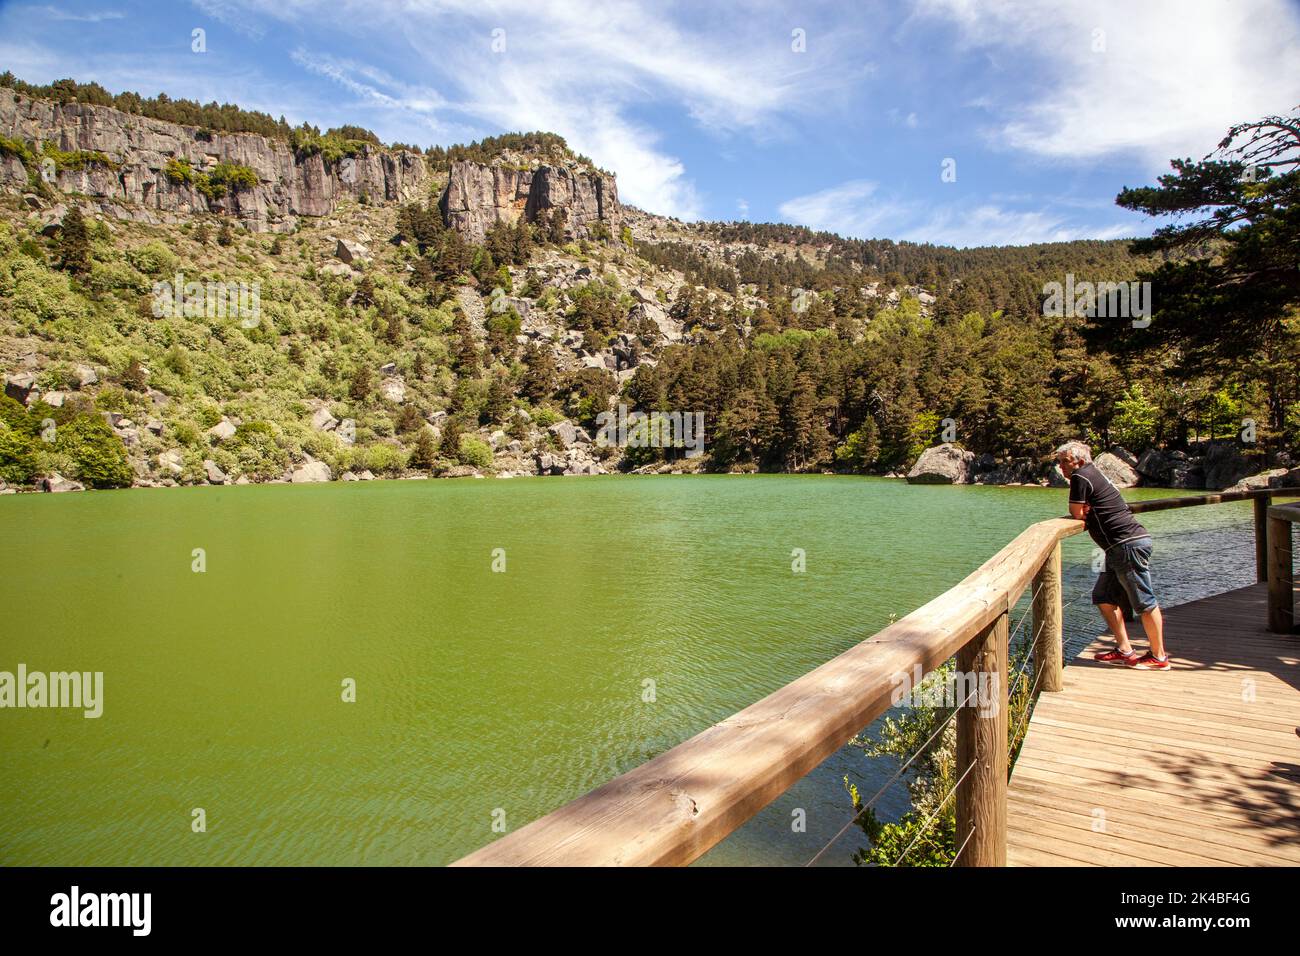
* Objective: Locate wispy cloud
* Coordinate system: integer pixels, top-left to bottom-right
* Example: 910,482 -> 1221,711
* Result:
780,179 -> 1131,247
913,0 -> 1300,168
290,50 -> 449,120
778,180 -> 909,239
190,0 -> 267,39
191,0 -> 856,218
32,5 -> 125,22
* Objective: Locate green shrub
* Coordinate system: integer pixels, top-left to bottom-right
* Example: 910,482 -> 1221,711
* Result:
531,404 -> 563,427
361,442 -> 407,475
170,421 -> 201,446
41,142 -> 117,171
456,435 -> 493,469
126,241 -> 178,276
0,423 -> 38,483
207,162 -> 259,192
0,134 -> 35,166
231,422 -> 288,479
164,158 -> 195,185
59,416 -> 132,488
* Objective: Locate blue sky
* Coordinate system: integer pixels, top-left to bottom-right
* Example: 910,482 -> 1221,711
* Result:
2,0 -> 1298,246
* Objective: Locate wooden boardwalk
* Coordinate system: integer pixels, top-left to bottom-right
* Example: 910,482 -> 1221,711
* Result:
1007,583 -> 1300,866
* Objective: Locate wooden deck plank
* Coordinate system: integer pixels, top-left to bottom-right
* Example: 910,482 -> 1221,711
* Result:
1008,789 -> 1300,865
1006,582 -> 1300,866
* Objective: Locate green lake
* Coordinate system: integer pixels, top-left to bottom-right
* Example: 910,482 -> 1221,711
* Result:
0,475 -> 1260,866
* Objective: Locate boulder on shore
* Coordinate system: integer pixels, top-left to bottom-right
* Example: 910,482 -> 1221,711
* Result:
548,420 -> 591,448
1135,448 -> 1170,485
906,443 -> 974,484
41,473 -> 84,493
1269,466 -> 1300,490
1094,451 -> 1140,488
158,449 -> 184,476
1226,469 -> 1287,493
973,458 -> 1038,485
290,461 -> 332,483
1201,441 -> 1252,490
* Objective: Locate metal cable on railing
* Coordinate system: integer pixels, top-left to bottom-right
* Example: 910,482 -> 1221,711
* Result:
803,676 -> 982,867
950,823 -> 977,867
806,582 -> 1044,867
1011,656 -> 1051,747
895,757 -> 978,866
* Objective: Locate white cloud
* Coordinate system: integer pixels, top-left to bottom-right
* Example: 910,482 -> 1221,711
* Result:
901,205 -> 1132,247
34,6 -> 125,22
190,0 -> 266,39
779,180 -> 911,239
913,0 -> 1300,168
191,0 -> 853,218
780,180 -> 1132,246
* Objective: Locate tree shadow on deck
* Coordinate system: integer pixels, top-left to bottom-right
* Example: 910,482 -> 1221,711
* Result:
1050,583 -> 1300,860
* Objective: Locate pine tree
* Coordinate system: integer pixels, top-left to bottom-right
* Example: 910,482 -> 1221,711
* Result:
452,312 -> 479,373
485,372 -> 513,424
521,342 -> 558,403
57,206 -> 91,275
408,427 -> 438,470
349,365 -> 373,402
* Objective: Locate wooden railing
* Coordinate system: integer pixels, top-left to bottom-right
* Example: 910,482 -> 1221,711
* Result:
1267,500 -> 1298,633
453,486 -> 1296,867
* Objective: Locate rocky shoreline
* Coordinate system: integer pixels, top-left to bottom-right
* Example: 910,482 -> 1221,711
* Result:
8,435 -> 1299,495
904,441 -> 1300,494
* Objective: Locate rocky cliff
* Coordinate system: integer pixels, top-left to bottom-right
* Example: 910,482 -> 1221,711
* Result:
439,160 -> 619,243
0,89 -> 430,232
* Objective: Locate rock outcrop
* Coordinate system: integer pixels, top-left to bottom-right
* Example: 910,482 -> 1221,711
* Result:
1094,450 -> 1140,488
1226,468 -> 1289,492
40,473 -> 84,493
291,461 -> 332,483
0,89 -> 429,231
439,160 -> 619,243
1201,442 -> 1252,491
906,443 -> 974,484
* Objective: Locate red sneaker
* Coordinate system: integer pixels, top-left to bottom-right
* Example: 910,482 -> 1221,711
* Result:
1095,648 -> 1138,664
1126,652 -> 1171,670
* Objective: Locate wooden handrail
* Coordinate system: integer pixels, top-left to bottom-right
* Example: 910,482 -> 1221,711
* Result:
1125,486 -> 1294,514
1267,501 -> 1299,633
454,485 -> 1298,867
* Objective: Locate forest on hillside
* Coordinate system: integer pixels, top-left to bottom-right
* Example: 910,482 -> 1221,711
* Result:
0,75 -> 1295,489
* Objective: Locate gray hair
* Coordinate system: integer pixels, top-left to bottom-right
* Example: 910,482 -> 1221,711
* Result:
1054,440 -> 1092,464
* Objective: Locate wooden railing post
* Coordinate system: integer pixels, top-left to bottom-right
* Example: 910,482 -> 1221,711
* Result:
955,610 -> 1008,867
1032,543 -> 1063,693
1255,494 -> 1271,583
1267,508 -> 1294,634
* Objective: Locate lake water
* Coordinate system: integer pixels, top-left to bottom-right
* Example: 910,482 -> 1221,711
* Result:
0,476 -> 1260,866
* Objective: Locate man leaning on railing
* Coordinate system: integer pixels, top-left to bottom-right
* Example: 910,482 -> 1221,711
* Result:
1055,441 -> 1170,671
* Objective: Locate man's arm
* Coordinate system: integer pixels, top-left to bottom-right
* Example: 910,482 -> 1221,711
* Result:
1068,470 -> 1091,521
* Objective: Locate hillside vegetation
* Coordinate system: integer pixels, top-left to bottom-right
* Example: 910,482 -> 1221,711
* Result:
1,78 -> 1296,492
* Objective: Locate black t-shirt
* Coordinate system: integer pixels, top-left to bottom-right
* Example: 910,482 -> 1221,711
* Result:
1068,462 -> 1148,550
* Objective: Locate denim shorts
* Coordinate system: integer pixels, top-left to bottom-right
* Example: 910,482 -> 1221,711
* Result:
1092,536 -> 1159,615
